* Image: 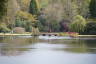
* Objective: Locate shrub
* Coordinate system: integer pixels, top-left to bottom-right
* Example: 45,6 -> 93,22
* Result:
0,23 -> 10,33
15,11 -> 38,32
15,18 -> 23,27
51,21 -> 60,32
84,21 -> 96,35
70,15 -> 87,33
16,11 -> 37,22
59,32 -> 79,37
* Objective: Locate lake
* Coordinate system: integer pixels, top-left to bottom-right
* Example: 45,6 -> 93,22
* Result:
0,36 -> 96,64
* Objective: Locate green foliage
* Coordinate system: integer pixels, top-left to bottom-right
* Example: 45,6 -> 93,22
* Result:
16,11 -> 37,22
70,15 -> 87,33
89,0 -> 96,18
17,0 -> 32,11
15,18 -> 23,27
0,23 -> 10,32
51,21 -> 60,32
15,11 -> 38,32
39,0 -> 49,8
75,0 -> 90,18
0,0 -> 7,19
38,16 -> 48,32
15,18 -> 33,32
15,19 -> 33,32
0,0 -> 95,34
84,21 -> 96,35
29,0 -> 40,15
25,21 -> 33,32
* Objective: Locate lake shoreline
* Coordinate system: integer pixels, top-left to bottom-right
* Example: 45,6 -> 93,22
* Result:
0,33 -> 96,37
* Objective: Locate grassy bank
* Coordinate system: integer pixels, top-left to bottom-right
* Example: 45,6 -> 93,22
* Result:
78,35 -> 96,37
0,33 -> 32,36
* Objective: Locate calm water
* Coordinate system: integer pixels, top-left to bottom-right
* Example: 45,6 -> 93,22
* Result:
0,36 -> 96,64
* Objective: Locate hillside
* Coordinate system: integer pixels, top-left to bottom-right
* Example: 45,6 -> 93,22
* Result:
0,0 -> 96,35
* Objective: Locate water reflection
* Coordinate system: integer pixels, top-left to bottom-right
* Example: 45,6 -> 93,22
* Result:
0,36 -> 96,64
64,39 -> 96,53
45,39 -> 96,53
0,36 -> 37,56
0,36 -> 96,56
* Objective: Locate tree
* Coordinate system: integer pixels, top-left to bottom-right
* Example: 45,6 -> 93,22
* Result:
16,0 -> 31,11
70,15 -> 87,33
89,0 -> 96,18
0,23 -> 10,33
29,0 -> 40,15
84,21 -> 96,35
73,0 -> 90,18
0,0 -> 7,19
51,21 -> 60,32
44,3 -> 64,32
39,0 -> 49,8
15,11 -> 37,32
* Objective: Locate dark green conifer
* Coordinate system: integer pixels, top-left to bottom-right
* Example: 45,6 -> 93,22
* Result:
0,0 -> 7,19
29,0 -> 39,15
89,0 -> 96,18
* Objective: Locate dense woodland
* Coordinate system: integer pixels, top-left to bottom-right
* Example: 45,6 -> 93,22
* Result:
0,0 -> 96,34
